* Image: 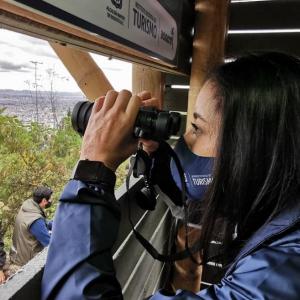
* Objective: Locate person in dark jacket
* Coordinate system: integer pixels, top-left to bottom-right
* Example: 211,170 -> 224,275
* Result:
42,52 -> 300,299
10,186 -> 53,268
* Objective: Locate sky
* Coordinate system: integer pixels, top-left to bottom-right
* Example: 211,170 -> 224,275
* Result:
0,28 -> 132,93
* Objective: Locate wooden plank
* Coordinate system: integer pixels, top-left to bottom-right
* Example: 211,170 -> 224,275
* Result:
186,0 -> 229,129
226,32 -> 300,58
132,65 -> 164,108
184,0 -> 229,290
50,43 -> 113,100
229,0 -> 300,31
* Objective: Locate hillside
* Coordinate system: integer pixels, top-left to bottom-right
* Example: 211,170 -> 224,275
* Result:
0,89 -> 86,127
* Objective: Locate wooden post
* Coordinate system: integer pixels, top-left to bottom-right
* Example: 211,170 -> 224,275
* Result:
50,43 -> 113,101
187,0 -> 229,127
132,64 -> 164,108
181,0 -> 229,292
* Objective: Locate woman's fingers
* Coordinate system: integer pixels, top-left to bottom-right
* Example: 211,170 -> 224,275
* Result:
126,95 -> 142,124
142,97 -> 160,108
101,90 -> 118,113
92,96 -> 105,113
114,89 -> 132,112
80,90 -> 142,170
137,90 -> 161,109
138,90 -> 152,100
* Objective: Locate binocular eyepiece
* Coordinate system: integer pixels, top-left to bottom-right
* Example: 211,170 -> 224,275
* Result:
71,101 -> 181,140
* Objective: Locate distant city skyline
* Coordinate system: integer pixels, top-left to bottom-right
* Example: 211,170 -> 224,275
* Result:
0,29 -> 132,93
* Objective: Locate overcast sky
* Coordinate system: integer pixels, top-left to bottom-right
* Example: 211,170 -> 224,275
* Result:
0,29 -> 132,93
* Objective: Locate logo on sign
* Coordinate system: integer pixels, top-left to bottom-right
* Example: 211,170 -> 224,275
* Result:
133,2 -> 157,39
161,27 -> 174,49
111,0 -> 122,9
107,0 -> 125,25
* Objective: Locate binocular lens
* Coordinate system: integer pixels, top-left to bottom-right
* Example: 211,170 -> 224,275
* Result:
71,101 -> 181,140
71,101 -> 93,136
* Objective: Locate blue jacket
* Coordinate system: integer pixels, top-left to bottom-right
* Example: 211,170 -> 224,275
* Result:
29,218 -> 51,247
42,180 -> 300,299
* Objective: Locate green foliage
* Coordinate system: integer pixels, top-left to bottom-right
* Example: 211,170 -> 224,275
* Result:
0,109 -> 128,250
0,111 -> 81,244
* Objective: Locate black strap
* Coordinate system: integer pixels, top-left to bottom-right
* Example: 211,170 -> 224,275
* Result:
126,141 -> 203,263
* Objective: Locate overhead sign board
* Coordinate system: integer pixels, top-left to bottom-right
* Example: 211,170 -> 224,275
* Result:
13,0 -> 178,63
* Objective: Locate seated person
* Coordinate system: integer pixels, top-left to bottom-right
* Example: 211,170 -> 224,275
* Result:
10,186 -> 53,268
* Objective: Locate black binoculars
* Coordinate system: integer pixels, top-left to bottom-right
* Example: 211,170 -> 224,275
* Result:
71,101 -> 181,140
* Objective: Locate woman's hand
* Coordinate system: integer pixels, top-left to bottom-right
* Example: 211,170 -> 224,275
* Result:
80,90 -> 142,171
138,91 -> 160,155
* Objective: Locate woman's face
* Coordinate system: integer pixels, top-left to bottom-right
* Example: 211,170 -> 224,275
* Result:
185,80 -> 221,157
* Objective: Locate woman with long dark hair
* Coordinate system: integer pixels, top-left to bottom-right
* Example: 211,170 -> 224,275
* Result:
42,52 -> 300,299
200,52 -> 300,267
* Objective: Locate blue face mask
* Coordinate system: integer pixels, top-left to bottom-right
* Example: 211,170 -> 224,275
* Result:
170,136 -> 214,202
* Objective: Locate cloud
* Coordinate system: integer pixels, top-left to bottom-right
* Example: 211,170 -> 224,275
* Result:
0,60 -> 33,73
0,32 -> 57,59
0,29 -> 131,91
31,47 -> 57,59
103,67 -> 123,71
19,34 -> 48,46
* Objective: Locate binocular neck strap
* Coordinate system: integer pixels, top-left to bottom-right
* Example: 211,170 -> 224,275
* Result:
125,141 -> 202,264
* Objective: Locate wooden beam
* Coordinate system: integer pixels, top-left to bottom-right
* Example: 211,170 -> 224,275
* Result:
50,43 -> 113,101
185,0 -> 229,290
132,65 -> 164,109
229,0 -> 300,31
226,32 -> 300,58
187,0 -> 229,128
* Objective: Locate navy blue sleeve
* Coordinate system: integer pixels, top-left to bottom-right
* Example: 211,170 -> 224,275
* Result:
41,180 -> 123,300
29,218 -> 51,247
46,220 -> 53,231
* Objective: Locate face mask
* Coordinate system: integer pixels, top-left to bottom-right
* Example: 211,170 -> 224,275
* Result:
45,200 -> 52,209
170,136 -> 214,202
